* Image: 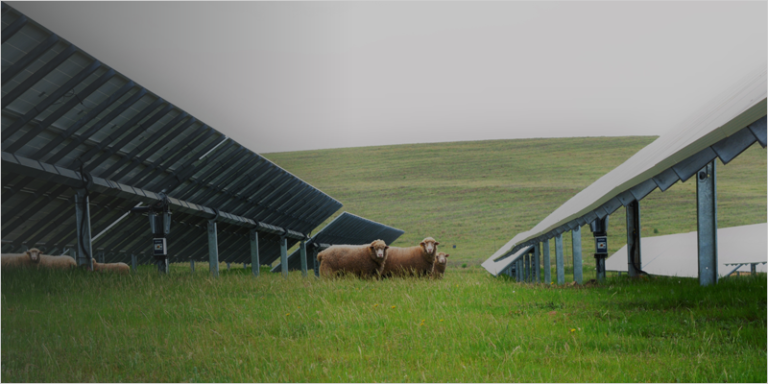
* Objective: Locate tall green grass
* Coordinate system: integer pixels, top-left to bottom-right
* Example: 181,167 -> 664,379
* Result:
2,137 -> 765,382
264,137 -> 766,266
2,267 -> 765,382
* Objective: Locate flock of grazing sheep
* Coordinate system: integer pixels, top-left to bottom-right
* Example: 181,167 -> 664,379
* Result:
2,237 -> 449,280
318,237 -> 449,279
1,248 -> 130,274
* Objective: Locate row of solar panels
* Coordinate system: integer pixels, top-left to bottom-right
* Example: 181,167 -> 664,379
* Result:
483,65 -> 767,275
0,3 -> 401,266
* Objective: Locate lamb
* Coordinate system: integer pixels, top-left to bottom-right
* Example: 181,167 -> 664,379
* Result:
91,258 -> 130,274
317,239 -> 389,279
381,237 -> 439,277
1,248 -> 42,268
38,253 -> 77,270
431,252 -> 449,279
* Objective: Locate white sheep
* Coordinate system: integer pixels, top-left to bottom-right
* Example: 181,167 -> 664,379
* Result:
1,248 -> 42,268
91,258 -> 130,274
38,253 -> 77,270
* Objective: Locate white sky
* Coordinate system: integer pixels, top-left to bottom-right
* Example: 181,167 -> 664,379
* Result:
8,1 -> 767,153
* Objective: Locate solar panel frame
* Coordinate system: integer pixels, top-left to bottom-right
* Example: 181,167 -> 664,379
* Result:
1,5 -> 342,265
483,65 -> 767,270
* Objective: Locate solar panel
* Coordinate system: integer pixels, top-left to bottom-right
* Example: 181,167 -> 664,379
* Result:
605,223 -> 768,277
270,211 -> 405,273
484,65 -> 767,268
1,4 -> 342,265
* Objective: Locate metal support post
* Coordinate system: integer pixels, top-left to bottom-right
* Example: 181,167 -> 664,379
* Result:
524,253 -> 530,283
591,216 -> 609,282
572,227 -> 582,284
226,262 -> 231,270
208,220 -> 219,278
534,243 -> 541,283
98,249 -> 105,263
280,235 -> 288,278
555,234 -> 564,284
156,258 -> 168,275
244,263 -> 247,269
751,264 -> 756,276
626,201 -> 642,277
596,255 -> 606,282
250,229 -> 260,277
74,189 -> 93,270
528,251 -> 534,282
543,240 -> 551,284
131,253 -> 137,271
300,240 -> 308,277
191,260 -> 195,273
697,161 -> 718,286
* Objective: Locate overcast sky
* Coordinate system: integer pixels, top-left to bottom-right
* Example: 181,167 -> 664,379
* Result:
8,1 -> 767,153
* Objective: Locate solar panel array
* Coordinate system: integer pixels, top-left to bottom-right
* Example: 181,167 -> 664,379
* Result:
484,65 -> 767,274
271,211 -> 405,272
1,3 -> 342,265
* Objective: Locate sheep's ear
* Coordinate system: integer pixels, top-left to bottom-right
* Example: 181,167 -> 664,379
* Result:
444,254 -> 450,258
434,242 -> 440,246
420,241 -> 425,246
384,246 -> 389,250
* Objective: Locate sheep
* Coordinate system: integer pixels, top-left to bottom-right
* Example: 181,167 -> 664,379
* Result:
38,253 -> 77,270
431,252 -> 449,279
317,239 -> 389,279
381,237 -> 439,277
1,248 -> 42,268
91,258 -> 130,274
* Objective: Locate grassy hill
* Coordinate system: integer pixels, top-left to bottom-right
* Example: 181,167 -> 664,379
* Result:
2,136 -> 765,382
264,136 -> 767,266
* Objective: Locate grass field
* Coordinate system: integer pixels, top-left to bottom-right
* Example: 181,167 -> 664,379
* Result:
2,137 -> 766,382
265,136 -> 767,267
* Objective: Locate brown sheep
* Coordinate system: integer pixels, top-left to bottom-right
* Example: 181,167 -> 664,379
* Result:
431,252 -> 449,279
317,239 -> 389,279
91,258 -> 130,274
38,253 -> 77,270
381,237 -> 439,277
1,248 -> 42,268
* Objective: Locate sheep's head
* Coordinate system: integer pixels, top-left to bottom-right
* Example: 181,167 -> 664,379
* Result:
26,248 -> 42,263
435,252 -> 449,265
369,239 -> 389,260
420,237 -> 439,256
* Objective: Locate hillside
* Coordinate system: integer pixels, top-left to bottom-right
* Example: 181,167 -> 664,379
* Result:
264,137 -> 767,266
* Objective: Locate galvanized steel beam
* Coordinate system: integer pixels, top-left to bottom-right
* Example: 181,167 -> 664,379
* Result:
555,234 -> 564,285
208,220 -> 219,278
534,244 -> 540,283
250,229 -> 260,277
697,161 -> 718,286
75,189 -> 94,269
280,235 -> 288,278
626,200 -> 642,278
572,227 -> 582,284
543,240 -> 551,284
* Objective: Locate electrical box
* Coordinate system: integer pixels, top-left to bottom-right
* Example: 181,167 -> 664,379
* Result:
153,238 -> 167,257
595,236 -> 608,255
